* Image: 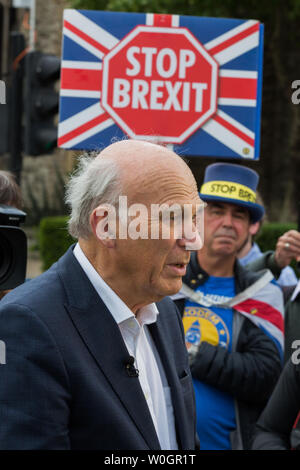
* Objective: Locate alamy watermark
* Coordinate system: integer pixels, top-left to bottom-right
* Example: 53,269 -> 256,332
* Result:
291,339 -> 300,365
291,80 -> 300,104
0,80 -> 6,104
95,196 -> 205,250
0,340 -> 6,364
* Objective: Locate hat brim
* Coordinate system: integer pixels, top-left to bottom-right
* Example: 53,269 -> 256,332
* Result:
199,193 -> 265,223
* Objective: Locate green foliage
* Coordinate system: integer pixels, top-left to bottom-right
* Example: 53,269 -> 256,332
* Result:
256,222 -> 297,252
68,0 -> 234,16
38,216 -> 74,271
68,0 -> 300,19
70,0 -> 108,10
23,161 -> 69,226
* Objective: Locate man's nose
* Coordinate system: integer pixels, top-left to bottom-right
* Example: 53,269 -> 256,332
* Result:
177,225 -> 203,251
222,211 -> 234,227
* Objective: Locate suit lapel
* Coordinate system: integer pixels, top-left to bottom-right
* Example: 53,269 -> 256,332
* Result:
58,248 -> 161,450
148,317 -> 189,450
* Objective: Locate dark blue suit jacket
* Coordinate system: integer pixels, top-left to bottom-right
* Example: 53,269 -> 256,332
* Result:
0,246 -> 197,450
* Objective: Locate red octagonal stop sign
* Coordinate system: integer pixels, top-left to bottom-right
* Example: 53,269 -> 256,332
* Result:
101,26 -> 219,144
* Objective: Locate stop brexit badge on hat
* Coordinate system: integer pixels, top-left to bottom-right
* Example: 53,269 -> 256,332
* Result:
58,10 -> 264,160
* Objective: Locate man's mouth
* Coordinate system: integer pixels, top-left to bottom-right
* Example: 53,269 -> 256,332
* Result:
166,263 -> 188,275
215,234 -> 236,241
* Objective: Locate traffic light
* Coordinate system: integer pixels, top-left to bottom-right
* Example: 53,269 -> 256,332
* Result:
24,51 -> 60,156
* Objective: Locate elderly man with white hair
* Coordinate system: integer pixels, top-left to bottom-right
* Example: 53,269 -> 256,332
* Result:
0,139 -> 202,450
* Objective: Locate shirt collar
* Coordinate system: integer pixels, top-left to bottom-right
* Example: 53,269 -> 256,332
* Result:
239,242 -> 262,266
73,243 -> 159,326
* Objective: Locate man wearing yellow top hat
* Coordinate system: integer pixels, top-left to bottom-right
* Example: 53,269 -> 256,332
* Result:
173,162 -> 284,450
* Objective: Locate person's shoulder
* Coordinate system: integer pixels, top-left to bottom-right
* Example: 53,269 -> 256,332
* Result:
0,262 -> 62,316
236,262 -> 284,303
236,258 -> 268,283
0,246 -> 76,314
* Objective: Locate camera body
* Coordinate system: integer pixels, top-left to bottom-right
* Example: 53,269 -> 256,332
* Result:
0,205 -> 27,290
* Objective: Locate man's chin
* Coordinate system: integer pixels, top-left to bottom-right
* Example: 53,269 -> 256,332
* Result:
214,242 -> 236,255
157,279 -> 183,298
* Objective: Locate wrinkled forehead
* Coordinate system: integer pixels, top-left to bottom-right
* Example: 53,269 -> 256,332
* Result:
128,164 -> 200,207
116,153 -> 196,200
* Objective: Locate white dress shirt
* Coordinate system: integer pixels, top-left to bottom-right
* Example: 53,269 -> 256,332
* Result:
73,243 -> 178,450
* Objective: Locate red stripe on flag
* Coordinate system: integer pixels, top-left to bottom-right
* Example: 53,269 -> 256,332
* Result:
64,20 -> 109,55
58,112 -> 109,146
213,114 -> 255,147
235,298 -> 284,332
61,68 -> 102,91
153,14 -> 173,27
209,22 -> 259,56
293,411 -> 300,429
219,76 -> 257,100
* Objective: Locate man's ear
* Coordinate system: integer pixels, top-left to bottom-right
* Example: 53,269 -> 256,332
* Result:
90,204 -> 116,248
249,221 -> 261,237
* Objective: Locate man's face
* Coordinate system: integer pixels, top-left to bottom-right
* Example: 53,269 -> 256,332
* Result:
114,164 -> 203,304
203,201 -> 251,257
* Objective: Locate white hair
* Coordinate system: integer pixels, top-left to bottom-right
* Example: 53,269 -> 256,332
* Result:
65,151 -> 122,239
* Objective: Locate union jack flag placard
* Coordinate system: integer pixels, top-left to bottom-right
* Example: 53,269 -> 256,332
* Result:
58,9 -> 264,160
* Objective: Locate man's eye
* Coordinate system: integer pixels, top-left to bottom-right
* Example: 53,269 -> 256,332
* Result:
211,209 -> 222,216
234,212 -> 247,220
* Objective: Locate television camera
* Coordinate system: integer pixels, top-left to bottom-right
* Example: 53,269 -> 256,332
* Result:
0,204 -> 27,290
